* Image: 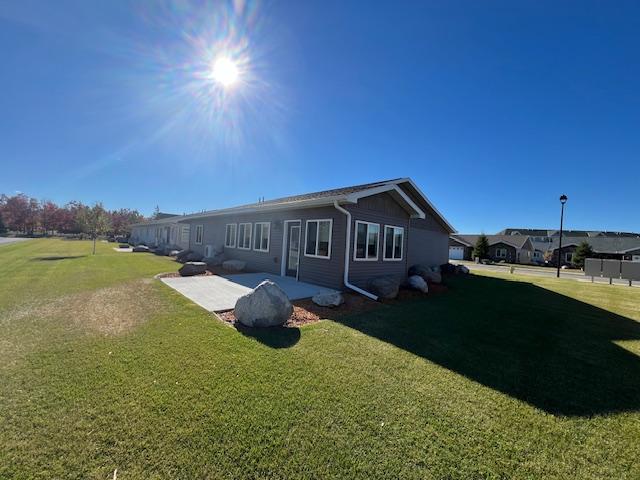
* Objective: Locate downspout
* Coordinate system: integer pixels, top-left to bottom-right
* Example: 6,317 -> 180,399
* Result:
333,201 -> 379,301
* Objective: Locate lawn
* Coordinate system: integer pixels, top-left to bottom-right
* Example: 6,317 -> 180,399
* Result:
1,239 -> 639,479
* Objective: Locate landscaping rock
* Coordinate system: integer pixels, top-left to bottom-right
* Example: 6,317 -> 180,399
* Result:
223,259 -> 246,272
440,263 -> 456,274
118,243 -> 129,249
408,264 -> 442,284
235,280 -> 293,327
175,250 -> 191,262
203,254 -> 225,267
178,261 -> 208,276
132,245 -> 150,253
407,275 -> 429,293
457,265 -> 470,275
367,275 -> 400,300
168,250 -> 181,257
182,251 -> 203,263
312,291 -> 345,307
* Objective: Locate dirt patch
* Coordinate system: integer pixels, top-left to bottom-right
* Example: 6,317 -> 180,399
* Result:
217,284 -> 448,328
4,279 -> 168,336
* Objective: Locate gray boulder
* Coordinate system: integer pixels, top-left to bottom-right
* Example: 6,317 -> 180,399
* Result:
408,264 -> 442,284
175,250 -> 191,262
132,245 -> 150,253
203,254 -> 225,267
223,259 -> 246,272
235,280 -> 293,327
118,243 -> 130,249
457,265 -> 470,275
312,291 -> 345,307
367,275 -> 400,300
178,261 -> 208,276
182,251 -> 203,263
407,275 -> 429,293
168,249 -> 181,257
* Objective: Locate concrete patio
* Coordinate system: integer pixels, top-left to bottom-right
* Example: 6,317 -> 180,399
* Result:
160,272 -> 339,312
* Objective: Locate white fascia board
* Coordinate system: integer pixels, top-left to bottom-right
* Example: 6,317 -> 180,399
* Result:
392,178 -> 456,232
345,184 -> 426,219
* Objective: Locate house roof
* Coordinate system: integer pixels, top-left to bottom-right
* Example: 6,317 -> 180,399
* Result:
175,178 -> 455,233
451,234 -> 531,250
129,214 -> 183,228
497,228 -> 640,238
544,236 -> 640,254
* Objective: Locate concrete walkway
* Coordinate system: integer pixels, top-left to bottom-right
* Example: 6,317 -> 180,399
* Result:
160,272 -> 339,312
0,237 -> 32,246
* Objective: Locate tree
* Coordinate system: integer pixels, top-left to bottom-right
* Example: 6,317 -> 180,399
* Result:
1,194 -> 31,233
40,201 -> 59,235
572,241 -> 594,269
152,205 -> 160,220
77,203 -> 112,254
472,234 -> 490,260
0,214 -> 6,235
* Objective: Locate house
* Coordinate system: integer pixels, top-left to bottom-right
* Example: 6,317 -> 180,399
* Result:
175,178 -> 455,295
449,234 -> 534,264
130,213 -> 190,250
546,237 -> 640,265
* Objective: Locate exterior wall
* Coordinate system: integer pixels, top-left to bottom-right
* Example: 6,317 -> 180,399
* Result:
407,216 -> 449,268
131,222 -> 186,249
623,248 -> 640,261
488,242 -> 517,263
345,193 -> 410,289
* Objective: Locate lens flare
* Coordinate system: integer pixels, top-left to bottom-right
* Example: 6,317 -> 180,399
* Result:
210,56 -> 239,87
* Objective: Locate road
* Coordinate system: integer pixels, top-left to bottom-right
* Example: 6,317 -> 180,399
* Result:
0,237 -> 33,246
458,260 -> 638,288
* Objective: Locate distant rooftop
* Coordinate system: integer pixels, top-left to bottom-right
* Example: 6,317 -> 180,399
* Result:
497,228 -> 640,238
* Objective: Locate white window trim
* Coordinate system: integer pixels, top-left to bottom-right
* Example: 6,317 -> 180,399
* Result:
195,224 -> 203,245
383,225 -> 404,262
253,222 -> 271,253
495,247 -> 507,258
353,220 -> 380,262
225,223 -> 237,248
304,219 -> 333,259
238,222 -> 252,250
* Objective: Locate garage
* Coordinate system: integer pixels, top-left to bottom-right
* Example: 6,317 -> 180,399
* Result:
449,246 -> 464,260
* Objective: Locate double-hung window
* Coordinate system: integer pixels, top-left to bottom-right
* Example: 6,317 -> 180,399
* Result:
305,219 -> 332,259
253,222 -> 270,252
354,221 -> 379,261
237,223 -> 252,249
225,224 -> 237,248
195,225 -> 203,245
495,247 -> 507,258
383,225 -> 404,261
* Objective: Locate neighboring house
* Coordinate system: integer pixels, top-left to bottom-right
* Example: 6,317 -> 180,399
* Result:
449,234 -> 534,264
546,237 -> 640,265
176,178 -> 455,293
130,214 -> 190,250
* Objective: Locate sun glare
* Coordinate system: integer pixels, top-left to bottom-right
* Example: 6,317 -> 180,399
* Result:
210,56 -> 239,87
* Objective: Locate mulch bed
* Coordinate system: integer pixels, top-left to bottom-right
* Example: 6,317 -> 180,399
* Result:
217,283 -> 449,328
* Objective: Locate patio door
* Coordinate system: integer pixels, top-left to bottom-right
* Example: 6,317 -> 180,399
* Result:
286,222 -> 301,278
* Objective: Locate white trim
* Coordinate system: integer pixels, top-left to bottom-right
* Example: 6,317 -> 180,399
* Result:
252,222 -> 271,252
392,178 -> 456,232
237,223 -> 252,250
383,225 -> 404,261
353,220 -> 380,261
224,223 -> 237,248
495,247 -> 507,258
281,220 -> 302,277
194,224 -> 203,245
304,219 -> 333,259
346,184 -> 425,219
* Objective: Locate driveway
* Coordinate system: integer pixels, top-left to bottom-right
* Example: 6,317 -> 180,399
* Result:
0,237 -> 32,246
160,272 -> 339,312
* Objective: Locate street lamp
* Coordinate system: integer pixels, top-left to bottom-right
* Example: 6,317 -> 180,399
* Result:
557,194 -> 568,278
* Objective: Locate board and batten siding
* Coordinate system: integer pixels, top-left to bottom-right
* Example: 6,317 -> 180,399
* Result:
345,193 -> 410,289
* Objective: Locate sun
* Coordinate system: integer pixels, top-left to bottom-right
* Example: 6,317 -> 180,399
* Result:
210,56 -> 239,87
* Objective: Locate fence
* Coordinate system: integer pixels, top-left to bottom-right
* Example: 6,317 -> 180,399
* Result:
584,258 -> 640,285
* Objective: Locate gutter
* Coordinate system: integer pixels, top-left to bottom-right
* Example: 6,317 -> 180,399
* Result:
333,201 -> 379,301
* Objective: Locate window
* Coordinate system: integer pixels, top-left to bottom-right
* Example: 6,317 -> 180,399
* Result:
305,219 -> 332,259
181,225 -> 189,244
225,224 -> 237,248
237,223 -> 252,249
195,225 -> 203,245
565,252 -> 573,263
495,247 -> 507,258
383,225 -> 404,261
253,222 -> 271,252
354,221 -> 380,261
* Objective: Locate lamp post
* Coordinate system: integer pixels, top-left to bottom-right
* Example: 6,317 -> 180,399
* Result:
557,194 -> 568,278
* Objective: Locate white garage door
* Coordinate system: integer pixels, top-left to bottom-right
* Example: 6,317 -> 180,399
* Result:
449,246 -> 464,260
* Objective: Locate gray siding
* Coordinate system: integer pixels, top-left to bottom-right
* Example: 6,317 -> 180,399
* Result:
407,217 -> 449,268
346,193 -> 410,289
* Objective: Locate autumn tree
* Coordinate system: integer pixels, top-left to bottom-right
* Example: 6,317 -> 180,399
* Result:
77,203 -> 112,254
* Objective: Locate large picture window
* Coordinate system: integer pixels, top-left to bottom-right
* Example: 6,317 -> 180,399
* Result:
305,219 -> 332,259
253,222 -> 271,252
383,225 -> 404,261
195,225 -> 203,245
225,224 -> 237,248
237,223 -> 252,250
495,247 -> 507,258
354,221 -> 379,261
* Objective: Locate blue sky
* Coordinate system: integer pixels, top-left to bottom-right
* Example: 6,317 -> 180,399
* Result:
1,0 -> 638,233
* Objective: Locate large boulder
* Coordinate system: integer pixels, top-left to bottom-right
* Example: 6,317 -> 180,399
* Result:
367,275 -> 400,300
132,245 -> 150,253
178,261 -> 208,276
407,275 -> 428,293
312,291 -> 345,307
456,265 -> 470,275
440,263 -> 457,274
408,264 -> 442,284
203,254 -> 225,267
175,250 -> 191,262
182,251 -> 203,263
235,280 -> 293,327
223,259 -> 246,272
118,243 -> 130,249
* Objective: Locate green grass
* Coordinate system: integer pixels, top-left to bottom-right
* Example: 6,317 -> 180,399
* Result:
1,239 -> 640,479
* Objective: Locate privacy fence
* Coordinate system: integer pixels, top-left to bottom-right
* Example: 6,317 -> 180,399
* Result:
584,258 -> 640,286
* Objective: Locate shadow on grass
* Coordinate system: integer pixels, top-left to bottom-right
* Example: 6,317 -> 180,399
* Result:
234,324 -> 301,349
337,274 -> 640,417
30,255 -> 87,261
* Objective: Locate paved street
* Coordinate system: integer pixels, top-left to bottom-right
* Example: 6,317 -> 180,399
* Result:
458,260 -> 638,288
0,237 -> 32,247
